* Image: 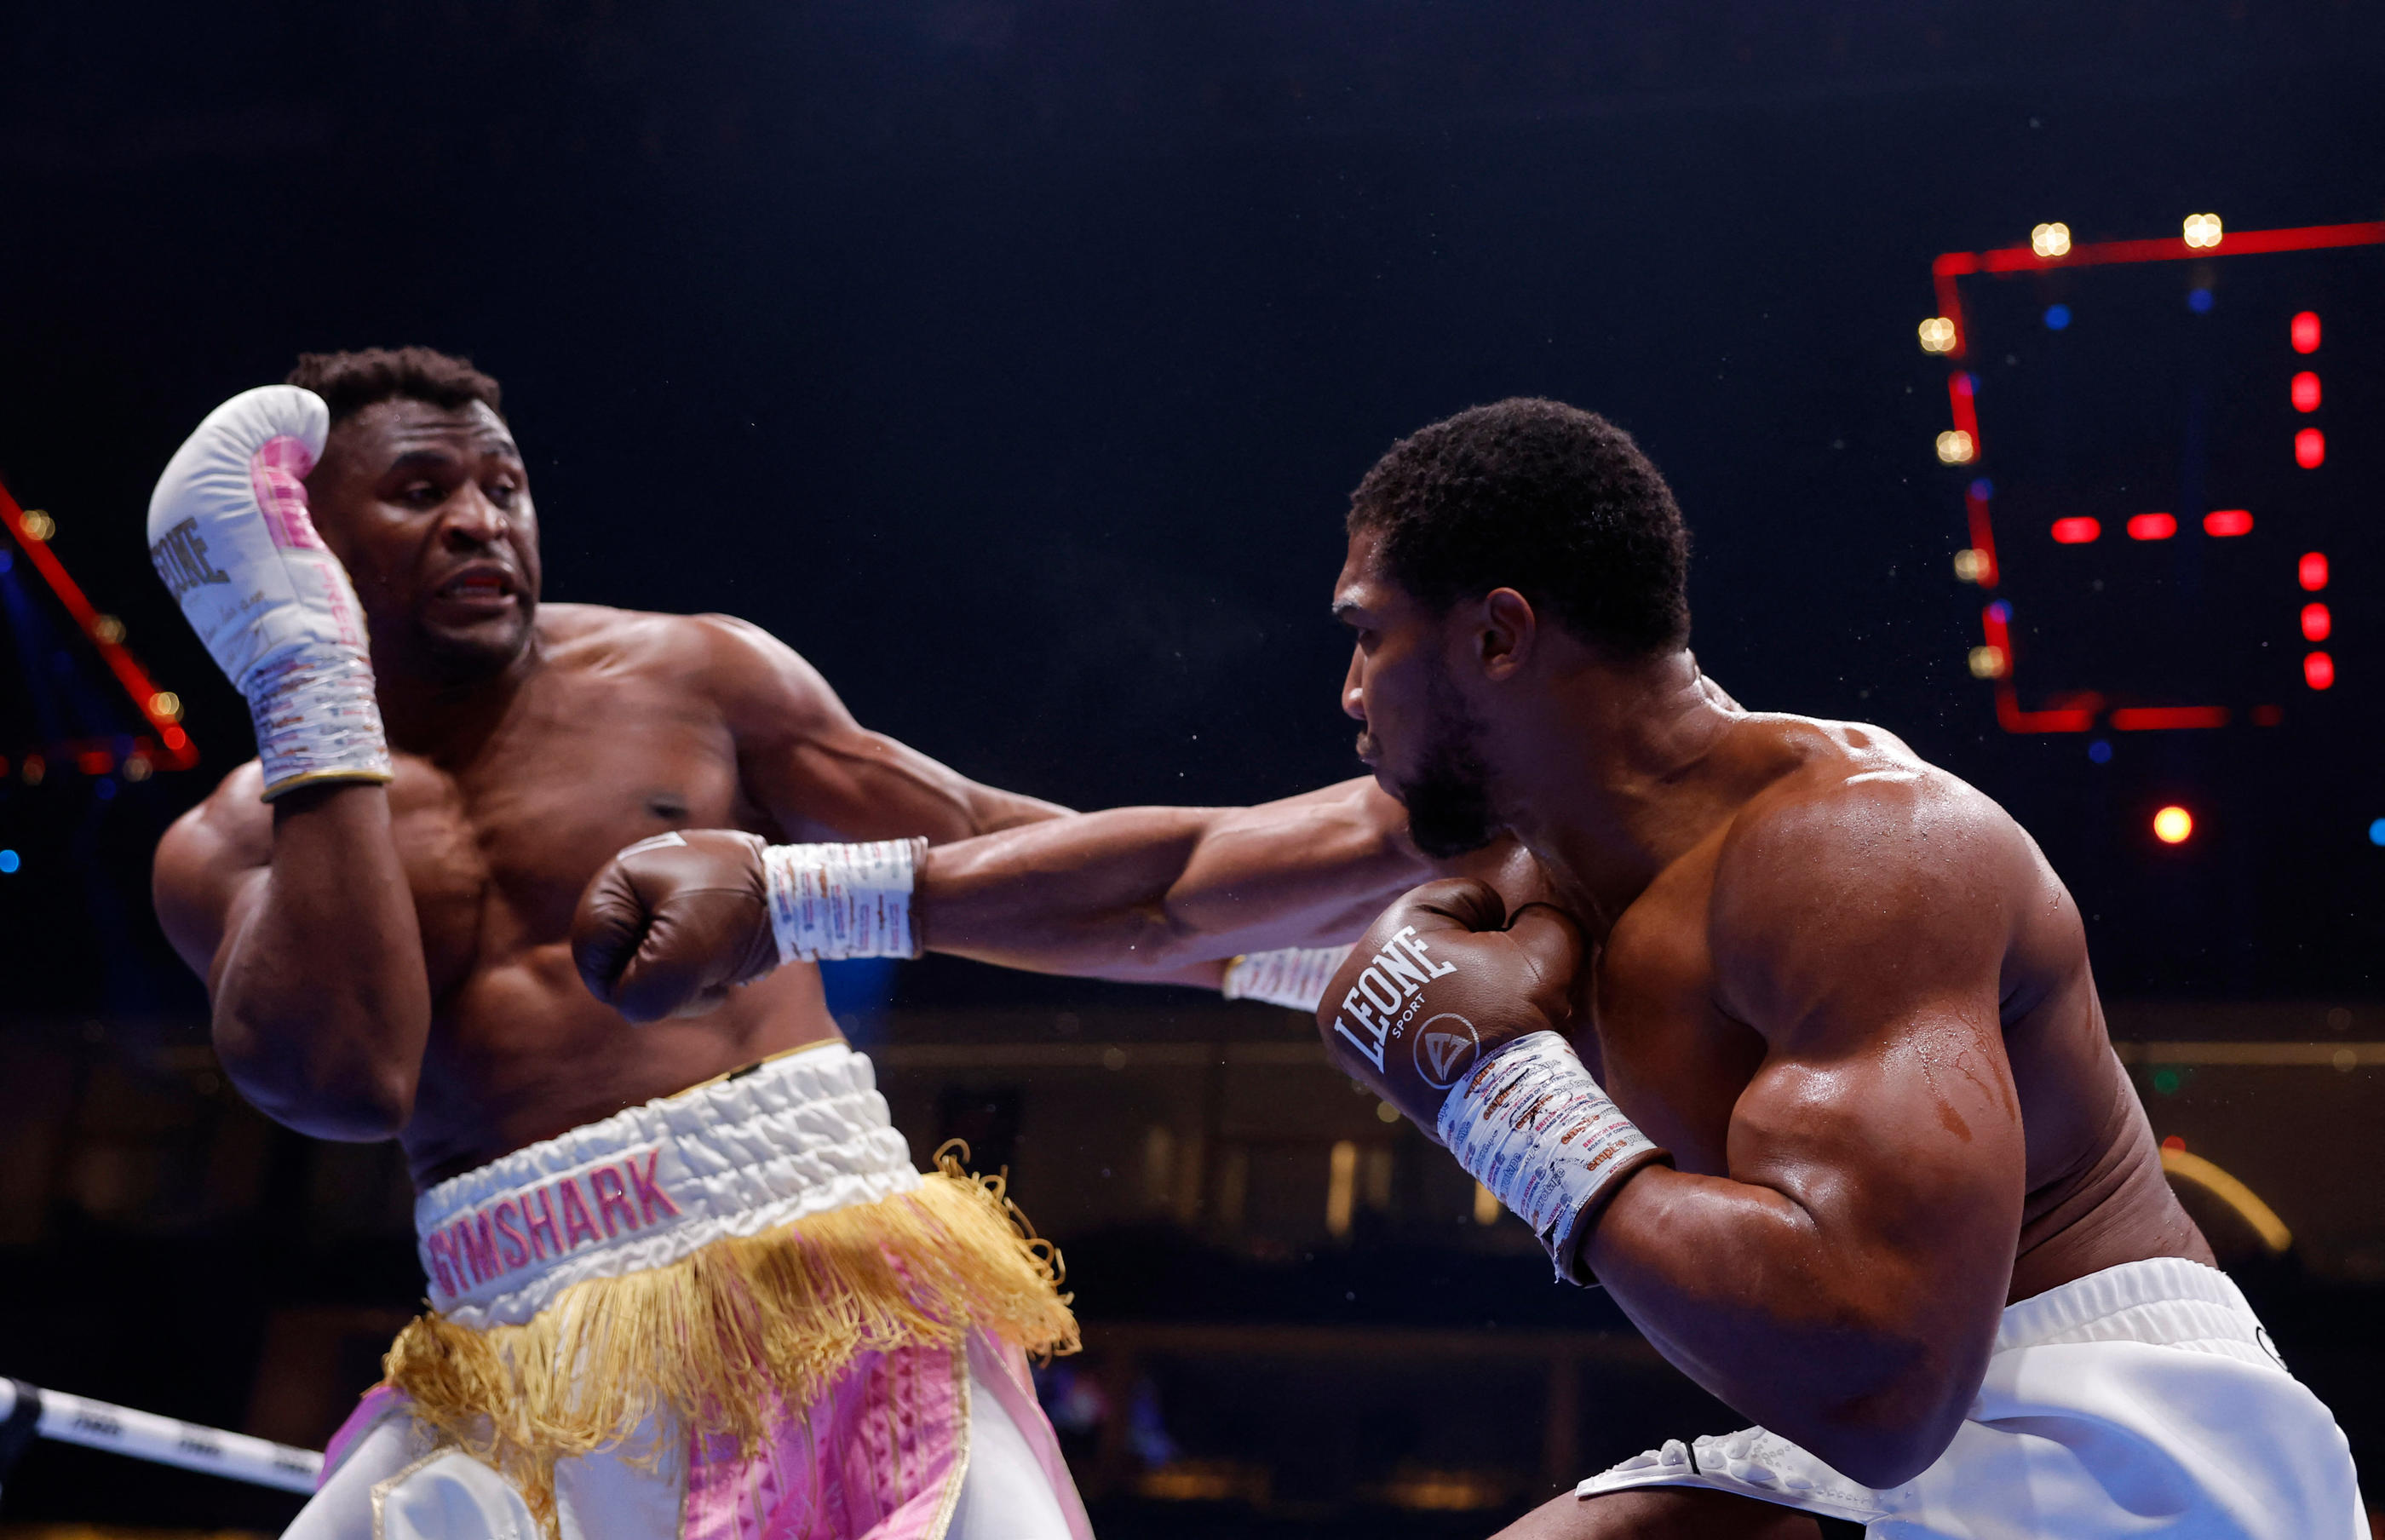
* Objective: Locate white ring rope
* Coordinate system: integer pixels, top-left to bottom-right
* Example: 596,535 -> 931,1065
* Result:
0,1377 -> 321,1494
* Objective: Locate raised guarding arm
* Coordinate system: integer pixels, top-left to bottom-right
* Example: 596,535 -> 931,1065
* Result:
147,389 -> 428,1141
1579,778 -> 2027,1488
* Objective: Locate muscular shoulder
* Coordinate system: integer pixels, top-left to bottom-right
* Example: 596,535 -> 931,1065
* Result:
537,604 -> 843,730
1705,717 -> 2042,1036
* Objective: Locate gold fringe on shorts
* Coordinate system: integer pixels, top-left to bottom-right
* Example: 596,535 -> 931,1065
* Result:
381,1145 -> 1076,1532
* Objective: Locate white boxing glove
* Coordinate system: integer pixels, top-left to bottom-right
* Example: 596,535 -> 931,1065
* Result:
148,386 -> 393,800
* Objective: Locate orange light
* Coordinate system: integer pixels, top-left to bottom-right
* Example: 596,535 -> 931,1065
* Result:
2291,371 -> 2321,412
2153,806 -> 2193,845
2305,652 -> 2335,690
2051,517 -> 2101,544
2162,1135 -> 2187,1152
2299,551 -> 2329,591
2203,509 -> 2252,537
2290,311 -> 2320,353
2295,428 -> 2325,468
2127,513 -> 2177,541
2302,603 -> 2331,641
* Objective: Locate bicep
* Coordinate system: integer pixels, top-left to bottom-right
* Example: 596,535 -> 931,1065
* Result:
1727,1008 -> 2025,1276
700,615 -> 1062,842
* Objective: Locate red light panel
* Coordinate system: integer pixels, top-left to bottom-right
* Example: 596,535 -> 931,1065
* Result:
2305,652 -> 2336,690
2051,517 -> 2101,544
2302,603 -> 2332,641
2291,371 -> 2322,411
2291,311 -> 2321,353
2111,706 -> 2229,730
2127,513 -> 2177,541
2299,551 -> 2330,590
2295,428 -> 2326,468
2203,509 -> 2253,537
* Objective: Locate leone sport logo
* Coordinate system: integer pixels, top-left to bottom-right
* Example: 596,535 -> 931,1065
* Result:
1411,1012 -> 1482,1089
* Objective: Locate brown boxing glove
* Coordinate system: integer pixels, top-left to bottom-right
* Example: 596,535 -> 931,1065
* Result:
1316,877 -> 1584,1139
572,830 -> 780,1023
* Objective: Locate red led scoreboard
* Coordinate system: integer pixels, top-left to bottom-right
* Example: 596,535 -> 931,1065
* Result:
1922,217 -> 2380,736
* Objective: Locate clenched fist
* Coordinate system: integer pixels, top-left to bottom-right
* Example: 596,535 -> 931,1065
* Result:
1317,878 -> 1583,1136
572,830 -> 779,1022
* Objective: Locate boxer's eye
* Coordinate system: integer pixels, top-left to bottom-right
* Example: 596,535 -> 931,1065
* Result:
399,482 -> 445,508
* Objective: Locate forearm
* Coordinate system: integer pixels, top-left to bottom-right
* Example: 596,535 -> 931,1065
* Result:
212,785 -> 432,1139
1582,1169 -> 1978,1485
917,787 -> 1420,979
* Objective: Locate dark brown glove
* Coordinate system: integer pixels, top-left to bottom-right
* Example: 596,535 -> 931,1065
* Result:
1316,877 -> 1583,1138
572,830 -> 780,1023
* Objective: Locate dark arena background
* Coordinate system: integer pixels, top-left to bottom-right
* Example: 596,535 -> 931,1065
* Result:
0,3 -> 2380,1535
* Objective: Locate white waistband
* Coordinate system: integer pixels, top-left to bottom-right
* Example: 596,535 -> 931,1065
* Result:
1995,1255 -> 2274,1366
415,1042 -> 918,1329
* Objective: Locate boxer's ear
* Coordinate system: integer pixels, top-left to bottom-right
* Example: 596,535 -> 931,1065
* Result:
1475,587 -> 1537,681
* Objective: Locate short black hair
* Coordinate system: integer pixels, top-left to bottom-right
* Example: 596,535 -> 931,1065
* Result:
1348,398 -> 1690,655
286,347 -> 504,424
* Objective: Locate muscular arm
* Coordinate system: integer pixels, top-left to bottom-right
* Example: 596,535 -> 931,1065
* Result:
915,778 -> 1488,980
1581,778 -> 2028,1487
153,773 -> 432,1141
698,614 -> 1068,842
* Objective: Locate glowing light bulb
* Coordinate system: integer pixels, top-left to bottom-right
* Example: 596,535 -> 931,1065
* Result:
2181,213 -> 2223,249
2291,371 -> 2321,412
1952,549 -> 1989,583
2296,428 -> 2325,468
2305,652 -> 2335,690
2050,517 -> 2101,544
18,509 -> 53,543
1968,646 -> 2008,680
2127,513 -> 2177,541
148,691 -> 181,721
2299,552 -> 2329,591
2290,311 -> 2320,353
1935,429 -> 1976,464
2302,603 -> 2331,641
91,615 -> 124,645
1917,317 -> 1957,353
2152,806 -> 2193,845
2203,509 -> 2252,537
2031,222 -> 2072,258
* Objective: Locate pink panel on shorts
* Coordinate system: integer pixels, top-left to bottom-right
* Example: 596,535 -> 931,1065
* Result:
681,1341 -> 968,1540
250,435 -> 325,551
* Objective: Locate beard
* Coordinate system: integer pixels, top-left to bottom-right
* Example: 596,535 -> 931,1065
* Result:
1365,667 -> 1503,859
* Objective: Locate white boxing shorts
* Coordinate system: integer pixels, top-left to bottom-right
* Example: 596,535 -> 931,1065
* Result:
1579,1256 -> 2366,1538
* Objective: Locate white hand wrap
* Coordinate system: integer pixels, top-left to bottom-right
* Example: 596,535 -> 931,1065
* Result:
761,837 -> 928,963
147,386 -> 391,799
1221,945 -> 1353,1013
1438,1031 -> 1663,1284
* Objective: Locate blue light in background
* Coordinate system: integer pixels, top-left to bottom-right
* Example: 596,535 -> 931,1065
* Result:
1988,600 -> 2013,623
2369,819 -> 2385,848
2089,740 -> 2112,764
2043,304 -> 2072,330
1968,478 -> 1994,501
0,850 -> 19,874
0,549 -> 11,573
93,778 -> 116,802
2187,288 -> 2215,313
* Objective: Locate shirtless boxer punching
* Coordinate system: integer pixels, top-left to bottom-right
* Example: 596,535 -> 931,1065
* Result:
145,353 -> 1443,1540
581,400 -> 2365,1538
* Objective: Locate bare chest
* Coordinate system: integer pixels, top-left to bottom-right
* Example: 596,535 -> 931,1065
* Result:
1578,869 -> 1768,1176
386,674 -> 750,998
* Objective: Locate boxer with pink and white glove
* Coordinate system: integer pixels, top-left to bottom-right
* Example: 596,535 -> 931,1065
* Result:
148,386 -> 391,798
